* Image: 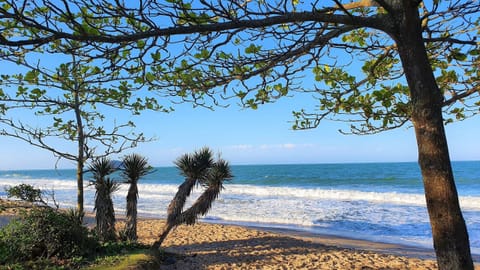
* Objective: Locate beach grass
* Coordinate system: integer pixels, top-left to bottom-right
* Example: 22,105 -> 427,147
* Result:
84,251 -> 154,270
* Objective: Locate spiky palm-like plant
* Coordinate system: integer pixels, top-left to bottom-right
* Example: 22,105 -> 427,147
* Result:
177,160 -> 232,225
121,153 -> 152,241
166,147 -> 213,224
89,157 -> 119,242
152,148 -> 232,249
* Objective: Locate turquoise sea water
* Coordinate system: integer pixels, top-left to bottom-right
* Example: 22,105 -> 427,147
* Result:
1,161 -> 479,254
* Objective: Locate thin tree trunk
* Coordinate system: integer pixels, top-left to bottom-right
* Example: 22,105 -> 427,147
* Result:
393,5 -> 474,269
152,224 -> 174,249
76,159 -> 84,216
96,188 -> 116,242
126,184 -> 138,241
74,89 -> 85,217
107,196 -> 116,241
166,178 -> 197,223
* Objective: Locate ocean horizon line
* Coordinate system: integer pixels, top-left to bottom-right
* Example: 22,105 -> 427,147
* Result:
2,159 -> 479,171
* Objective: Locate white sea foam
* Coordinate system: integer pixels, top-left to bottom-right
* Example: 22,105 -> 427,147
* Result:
3,174 -> 31,179
0,178 -> 77,191
222,184 -> 480,210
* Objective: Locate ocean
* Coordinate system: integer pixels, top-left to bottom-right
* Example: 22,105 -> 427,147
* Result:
1,161 -> 479,255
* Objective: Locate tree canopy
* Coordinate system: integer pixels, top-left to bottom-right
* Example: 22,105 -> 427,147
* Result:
0,51 -> 163,162
0,1 -> 478,129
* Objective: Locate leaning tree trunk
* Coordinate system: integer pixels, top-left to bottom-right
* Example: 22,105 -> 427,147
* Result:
152,179 -> 196,249
152,224 -> 173,249
393,5 -> 474,270
152,187 -> 221,248
166,178 -> 197,224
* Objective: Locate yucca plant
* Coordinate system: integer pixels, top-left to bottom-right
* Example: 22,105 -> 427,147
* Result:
121,153 -> 153,241
152,148 -> 232,249
166,147 -> 213,225
89,157 -> 120,242
177,160 -> 232,225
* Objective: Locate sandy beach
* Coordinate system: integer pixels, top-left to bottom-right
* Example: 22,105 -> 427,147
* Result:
2,199 -> 479,270
124,218 -> 443,270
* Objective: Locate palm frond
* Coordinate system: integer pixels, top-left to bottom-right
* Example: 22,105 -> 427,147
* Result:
156,147 -> 234,247
174,147 -> 213,180
203,159 -> 233,187
88,157 -> 117,182
122,153 -> 153,184
174,153 -> 194,177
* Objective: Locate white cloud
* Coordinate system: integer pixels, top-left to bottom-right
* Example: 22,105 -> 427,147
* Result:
227,143 -> 316,151
228,144 -> 254,150
282,143 -> 296,149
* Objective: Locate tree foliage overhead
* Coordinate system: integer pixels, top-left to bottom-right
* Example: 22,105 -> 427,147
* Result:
0,0 -> 478,133
0,49 -> 166,162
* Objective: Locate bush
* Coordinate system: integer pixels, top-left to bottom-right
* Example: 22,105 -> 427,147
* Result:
0,207 -> 99,264
5,184 -> 45,204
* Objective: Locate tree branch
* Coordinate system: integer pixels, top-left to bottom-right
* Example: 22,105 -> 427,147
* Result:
424,37 -> 477,46
0,8 -> 384,47
443,86 -> 480,107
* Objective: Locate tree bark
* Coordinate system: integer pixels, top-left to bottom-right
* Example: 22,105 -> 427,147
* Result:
392,4 -> 474,270
166,178 -> 197,224
126,184 -> 138,241
74,89 -> 85,217
76,156 -> 84,216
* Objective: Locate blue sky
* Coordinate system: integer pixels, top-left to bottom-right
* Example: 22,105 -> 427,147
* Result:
1,86 -> 478,170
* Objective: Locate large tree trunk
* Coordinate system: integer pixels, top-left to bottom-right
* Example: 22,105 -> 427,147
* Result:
393,4 -> 474,270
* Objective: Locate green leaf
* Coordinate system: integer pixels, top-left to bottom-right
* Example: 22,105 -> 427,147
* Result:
137,40 -> 146,49
151,51 -> 161,61
145,72 -> 156,82
236,91 -> 247,99
24,70 -> 39,83
194,49 -> 210,59
245,44 -> 261,54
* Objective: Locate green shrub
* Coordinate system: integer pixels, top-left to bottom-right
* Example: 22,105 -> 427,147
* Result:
5,184 -> 45,204
0,207 -> 99,264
